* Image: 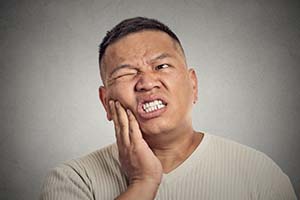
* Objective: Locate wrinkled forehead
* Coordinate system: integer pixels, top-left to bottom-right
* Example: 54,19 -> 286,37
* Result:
101,30 -> 184,75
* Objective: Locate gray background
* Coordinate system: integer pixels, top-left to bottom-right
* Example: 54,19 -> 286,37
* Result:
0,0 -> 299,199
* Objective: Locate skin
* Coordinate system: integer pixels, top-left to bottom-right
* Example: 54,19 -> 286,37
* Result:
99,30 -> 203,200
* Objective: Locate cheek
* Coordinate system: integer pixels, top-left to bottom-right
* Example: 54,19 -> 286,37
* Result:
172,74 -> 194,103
108,83 -> 135,105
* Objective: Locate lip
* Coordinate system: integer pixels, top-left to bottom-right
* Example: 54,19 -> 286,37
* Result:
137,95 -> 168,120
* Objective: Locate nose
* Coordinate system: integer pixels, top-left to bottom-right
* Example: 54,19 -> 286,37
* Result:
135,72 -> 160,92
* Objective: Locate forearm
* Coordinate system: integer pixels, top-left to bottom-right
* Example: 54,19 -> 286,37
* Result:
115,181 -> 160,200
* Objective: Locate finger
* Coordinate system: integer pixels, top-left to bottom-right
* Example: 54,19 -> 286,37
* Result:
126,109 -> 143,144
115,101 -> 130,147
109,100 -> 121,145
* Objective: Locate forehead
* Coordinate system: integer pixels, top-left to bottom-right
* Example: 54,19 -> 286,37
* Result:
103,30 -> 183,68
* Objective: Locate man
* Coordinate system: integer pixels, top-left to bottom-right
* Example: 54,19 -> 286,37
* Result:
40,17 -> 297,200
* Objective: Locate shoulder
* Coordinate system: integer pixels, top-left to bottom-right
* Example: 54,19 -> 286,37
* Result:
205,133 -> 296,199
40,143 -> 122,199
207,133 -> 273,164
66,143 -> 119,171
57,143 -> 120,181
204,133 -> 285,181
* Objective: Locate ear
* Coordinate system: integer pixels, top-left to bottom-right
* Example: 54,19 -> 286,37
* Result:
188,68 -> 198,103
99,86 -> 112,121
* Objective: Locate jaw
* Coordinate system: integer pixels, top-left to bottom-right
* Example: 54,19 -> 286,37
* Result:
139,117 -> 171,136
140,117 -> 195,150
138,109 -> 193,138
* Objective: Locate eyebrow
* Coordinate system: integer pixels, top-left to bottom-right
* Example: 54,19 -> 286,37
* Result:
150,53 -> 172,62
109,53 -> 172,77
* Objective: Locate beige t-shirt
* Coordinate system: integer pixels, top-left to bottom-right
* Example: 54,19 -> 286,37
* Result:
40,133 -> 297,200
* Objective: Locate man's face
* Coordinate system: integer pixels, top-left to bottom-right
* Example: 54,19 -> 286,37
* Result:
99,30 -> 198,136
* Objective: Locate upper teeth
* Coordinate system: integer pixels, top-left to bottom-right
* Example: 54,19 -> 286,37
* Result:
143,100 -> 165,113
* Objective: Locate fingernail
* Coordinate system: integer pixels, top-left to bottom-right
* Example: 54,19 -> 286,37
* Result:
109,100 -> 113,106
115,101 -> 120,107
126,109 -> 131,115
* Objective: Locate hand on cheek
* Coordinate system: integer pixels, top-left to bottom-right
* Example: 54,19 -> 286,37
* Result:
108,100 -> 163,186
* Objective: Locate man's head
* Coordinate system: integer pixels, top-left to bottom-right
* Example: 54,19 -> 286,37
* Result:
98,17 -> 198,136
99,17 -> 185,84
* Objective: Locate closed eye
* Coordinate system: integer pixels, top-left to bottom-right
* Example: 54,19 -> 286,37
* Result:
114,72 -> 137,79
155,64 -> 169,70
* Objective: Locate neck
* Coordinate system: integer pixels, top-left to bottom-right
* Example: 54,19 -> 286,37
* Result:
144,127 -> 204,173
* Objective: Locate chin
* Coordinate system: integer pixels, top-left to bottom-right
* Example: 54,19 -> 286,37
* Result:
140,122 -> 172,137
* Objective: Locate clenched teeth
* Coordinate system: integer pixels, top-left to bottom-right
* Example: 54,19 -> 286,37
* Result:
142,100 -> 166,113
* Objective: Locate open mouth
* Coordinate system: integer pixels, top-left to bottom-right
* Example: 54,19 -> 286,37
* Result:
142,99 -> 166,113
137,95 -> 168,121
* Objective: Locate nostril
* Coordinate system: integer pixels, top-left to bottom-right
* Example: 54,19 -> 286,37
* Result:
135,74 -> 160,92
135,82 -> 154,92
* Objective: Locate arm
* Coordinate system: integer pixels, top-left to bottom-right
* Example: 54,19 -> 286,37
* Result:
109,101 -> 163,200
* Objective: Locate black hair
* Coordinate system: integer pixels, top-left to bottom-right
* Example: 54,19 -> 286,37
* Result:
98,17 -> 184,82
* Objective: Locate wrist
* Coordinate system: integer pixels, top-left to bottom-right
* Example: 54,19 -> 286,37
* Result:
130,178 -> 161,189
130,175 -> 162,187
